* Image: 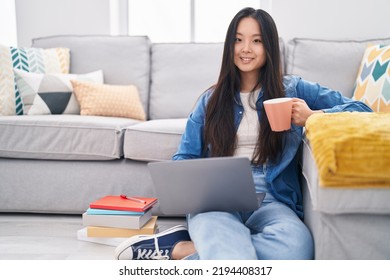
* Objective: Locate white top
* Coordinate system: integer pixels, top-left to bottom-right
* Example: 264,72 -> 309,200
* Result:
234,91 -> 260,160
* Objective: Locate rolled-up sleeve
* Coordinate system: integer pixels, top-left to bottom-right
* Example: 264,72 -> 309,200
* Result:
295,77 -> 373,113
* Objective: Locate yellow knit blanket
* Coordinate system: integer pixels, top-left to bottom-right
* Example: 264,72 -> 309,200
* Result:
305,112 -> 390,187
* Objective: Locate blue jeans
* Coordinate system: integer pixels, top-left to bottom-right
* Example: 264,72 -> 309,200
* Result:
184,165 -> 314,260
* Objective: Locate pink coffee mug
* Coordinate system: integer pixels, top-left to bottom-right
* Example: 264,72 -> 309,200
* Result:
263,97 -> 293,131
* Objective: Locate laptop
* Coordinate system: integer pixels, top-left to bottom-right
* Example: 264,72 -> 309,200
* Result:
148,157 -> 265,215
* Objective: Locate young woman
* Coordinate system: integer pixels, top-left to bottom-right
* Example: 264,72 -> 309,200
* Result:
115,7 -> 372,260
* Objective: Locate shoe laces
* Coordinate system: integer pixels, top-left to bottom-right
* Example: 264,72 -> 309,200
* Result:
135,237 -> 170,260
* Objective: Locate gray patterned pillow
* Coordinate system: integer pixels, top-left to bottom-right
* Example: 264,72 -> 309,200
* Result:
13,69 -> 103,115
0,45 -> 70,115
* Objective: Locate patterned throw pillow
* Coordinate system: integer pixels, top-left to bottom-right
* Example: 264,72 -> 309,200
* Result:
71,80 -> 146,121
0,45 -> 70,115
352,44 -> 390,112
14,69 -> 104,115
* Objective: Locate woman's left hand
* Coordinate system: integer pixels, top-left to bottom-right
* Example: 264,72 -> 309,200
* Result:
291,98 -> 323,126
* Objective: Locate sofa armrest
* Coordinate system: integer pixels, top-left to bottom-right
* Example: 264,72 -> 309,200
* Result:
300,134 -> 390,259
301,134 -> 390,215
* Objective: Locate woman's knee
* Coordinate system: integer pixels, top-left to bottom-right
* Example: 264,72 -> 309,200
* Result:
285,222 -> 313,259
256,220 -> 314,259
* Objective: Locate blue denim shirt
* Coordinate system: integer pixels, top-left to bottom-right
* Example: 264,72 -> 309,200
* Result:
172,75 -> 373,219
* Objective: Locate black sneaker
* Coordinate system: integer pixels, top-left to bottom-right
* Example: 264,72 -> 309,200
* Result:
114,225 -> 190,260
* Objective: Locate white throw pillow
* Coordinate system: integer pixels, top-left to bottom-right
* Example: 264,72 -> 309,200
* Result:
13,69 -> 104,115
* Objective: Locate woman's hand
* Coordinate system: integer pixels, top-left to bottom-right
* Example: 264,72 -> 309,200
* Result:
291,98 -> 323,126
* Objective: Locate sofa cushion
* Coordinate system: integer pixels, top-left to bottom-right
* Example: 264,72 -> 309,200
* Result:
286,38 -> 390,97
0,44 -> 70,116
71,80 -> 146,120
352,44 -> 390,112
13,69 -> 103,115
0,115 -> 141,160
124,119 -> 187,161
32,35 -> 151,117
149,43 -> 223,119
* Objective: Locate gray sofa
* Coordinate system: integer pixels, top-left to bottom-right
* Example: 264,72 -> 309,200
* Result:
0,35 -> 223,215
1,35 -> 389,259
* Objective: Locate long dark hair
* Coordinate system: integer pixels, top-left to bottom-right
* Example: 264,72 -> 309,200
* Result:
203,7 -> 285,165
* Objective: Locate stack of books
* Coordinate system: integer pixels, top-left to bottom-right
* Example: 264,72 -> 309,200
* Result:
77,195 -> 158,246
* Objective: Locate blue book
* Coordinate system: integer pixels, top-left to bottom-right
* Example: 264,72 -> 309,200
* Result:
86,208 -> 145,215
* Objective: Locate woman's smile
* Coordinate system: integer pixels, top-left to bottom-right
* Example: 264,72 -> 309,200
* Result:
240,57 -> 255,63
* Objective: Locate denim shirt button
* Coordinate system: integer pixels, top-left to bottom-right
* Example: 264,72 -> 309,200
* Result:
239,111 -> 243,114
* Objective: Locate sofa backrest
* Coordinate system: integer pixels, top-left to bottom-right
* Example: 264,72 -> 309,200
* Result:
31,35 -> 288,120
149,43 -> 223,119
32,35 -> 151,116
286,37 -> 390,98
149,38 -> 285,120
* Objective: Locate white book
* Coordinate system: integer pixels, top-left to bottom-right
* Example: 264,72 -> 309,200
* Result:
82,209 -> 152,229
77,227 -> 126,247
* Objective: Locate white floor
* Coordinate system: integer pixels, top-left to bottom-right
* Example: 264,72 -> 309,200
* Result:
0,213 -> 185,260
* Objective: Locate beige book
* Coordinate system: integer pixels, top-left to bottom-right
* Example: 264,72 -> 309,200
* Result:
87,216 -> 158,237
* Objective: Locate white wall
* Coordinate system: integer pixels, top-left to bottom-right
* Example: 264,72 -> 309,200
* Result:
0,0 -> 17,46
15,0 -> 111,47
272,0 -> 390,42
13,0 -> 390,47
